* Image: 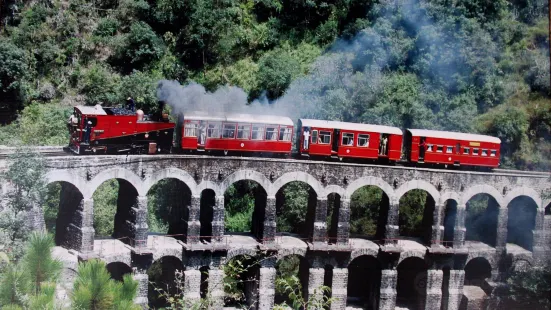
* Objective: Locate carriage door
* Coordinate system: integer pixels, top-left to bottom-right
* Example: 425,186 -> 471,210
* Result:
332,129 -> 340,153
379,133 -> 389,156
419,137 -> 426,160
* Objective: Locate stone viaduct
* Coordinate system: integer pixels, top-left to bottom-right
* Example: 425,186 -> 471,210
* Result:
1,154 -> 550,310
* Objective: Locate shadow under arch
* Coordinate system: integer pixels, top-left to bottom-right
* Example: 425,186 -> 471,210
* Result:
465,193 -> 499,247
396,257 -> 428,309
507,195 -> 538,251
224,180 -> 268,240
106,261 -> 132,282
348,185 -> 390,241
274,255 -> 310,307
347,255 -> 381,309
275,181 -> 317,240
398,189 -> 436,245
147,256 -> 184,309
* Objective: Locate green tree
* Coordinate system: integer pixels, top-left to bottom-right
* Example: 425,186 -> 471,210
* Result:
23,233 -> 62,295
71,259 -> 140,310
503,266 -> 551,309
257,49 -> 300,99
0,39 -> 27,94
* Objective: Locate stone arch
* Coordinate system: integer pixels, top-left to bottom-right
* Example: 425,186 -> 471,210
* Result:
106,261 -> 132,281
144,168 -> 198,196
88,168 -> 144,198
349,249 -> 379,263
511,258 -> 533,272
504,187 -> 542,210
464,257 -> 492,287
462,184 -> 504,208
395,180 -> 440,203
45,170 -> 87,198
226,248 -> 257,262
197,180 -> 221,196
440,191 -> 460,206
398,251 -> 427,265
465,254 -> 495,270
219,169 -> 271,196
344,176 -> 394,200
270,171 -> 323,197
324,185 -> 345,198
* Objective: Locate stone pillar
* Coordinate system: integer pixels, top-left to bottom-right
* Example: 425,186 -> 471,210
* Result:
532,208 -> 546,262
133,272 -> 149,307
454,204 -> 466,248
432,204 -> 444,245
263,196 -> 277,244
212,195 -> 225,242
208,268 -> 225,308
307,268 -> 325,303
337,199 -> 350,245
133,196 -> 148,248
495,205 -> 507,251
313,198 -> 328,243
66,198 -> 95,253
425,269 -> 443,310
186,195 -> 201,243
330,268 -> 348,310
379,269 -> 397,310
446,270 -> 464,310
183,269 -> 201,306
384,202 -> 399,242
258,266 -> 276,310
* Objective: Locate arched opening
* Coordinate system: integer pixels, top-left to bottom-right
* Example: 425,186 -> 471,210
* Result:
224,181 -> 267,240
106,262 -> 132,282
147,256 -> 184,309
147,178 -> 191,238
275,181 -> 317,239
507,196 -> 537,251
43,181 -> 84,249
224,255 -> 259,308
200,266 -> 209,299
200,189 -> 215,242
327,193 -> 341,244
275,255 -> 309,307
462,257 -> 492,308
349,185 -> 389,240
347,255 -> 381,309
399,189 -> 435,245
323,264 -> 333,304
443,200 -> 457,247
92,180 -> 118,238
465,194 -> 499,247
441,266 -> 451,310
396,257 -> 428,309
545,203 -> 551,215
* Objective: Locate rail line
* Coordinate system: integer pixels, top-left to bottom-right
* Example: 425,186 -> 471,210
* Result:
0,146 -> 549,177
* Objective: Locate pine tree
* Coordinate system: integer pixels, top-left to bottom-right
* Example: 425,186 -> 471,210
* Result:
0,264 -> 29,307
23,233 -> 62,294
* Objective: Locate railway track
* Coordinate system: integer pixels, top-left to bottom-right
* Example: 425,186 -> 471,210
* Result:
0,146 -> 548,177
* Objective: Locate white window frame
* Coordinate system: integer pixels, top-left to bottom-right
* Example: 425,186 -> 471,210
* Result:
357,134 -> 370,147
463,147 -> 470,155
184,122 -> 197,137
237,125 -> 250,140
436,145 -> 443,153
427,144 -> 433,152
446,146 -> 453,154
311,130 -> 318,144
490,150 -> 496,157
252,125 -> 265,140
481,149 -> 488,156
473,148 -> 479,155
207,122 -> 220,138
319,131 -> 331,144
265,126 -> 278,141
342,132 -> 354,146
222,123 -> 236,139
279,127 -> 292,141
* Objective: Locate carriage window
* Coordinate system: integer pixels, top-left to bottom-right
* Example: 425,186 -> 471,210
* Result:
222,123 -> 236,138
436,146 -> 443,153
85,117 -> 98,127
237,125 -> 250,139
463,147 -> 470,155
319,131 -> 331,144
473,148 -> 479,155
427,144 -> 433,152
184,122 -> 197,137
490,150 -> 496,157
357,134 -> 370,147
279,127 -> 292,141
481,149 -> 488,156
252,126 -> 264,140
265,126 -> 278,141
311,130 -> 318,144
207,123 -> 220,138
342,133 -> 354,146
446,146 -> 453,153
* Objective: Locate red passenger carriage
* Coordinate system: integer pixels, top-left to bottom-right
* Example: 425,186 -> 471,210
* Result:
405,129 -> 501,168
67,105 -> 175,155
179,112 -> 294,155
298,119 -> 403,161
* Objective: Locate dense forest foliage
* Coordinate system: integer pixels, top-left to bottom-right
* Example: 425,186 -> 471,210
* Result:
0,0 -> 549,170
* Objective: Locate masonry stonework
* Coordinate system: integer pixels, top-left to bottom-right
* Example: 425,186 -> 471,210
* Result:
1,154 -> 550,309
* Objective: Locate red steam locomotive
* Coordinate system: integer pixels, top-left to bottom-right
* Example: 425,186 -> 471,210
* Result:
66,106 -> 500,169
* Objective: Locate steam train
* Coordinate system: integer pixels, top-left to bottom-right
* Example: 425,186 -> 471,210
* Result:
67,105 -> 501,169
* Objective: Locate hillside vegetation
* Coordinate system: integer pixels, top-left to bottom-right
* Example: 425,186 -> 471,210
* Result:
0,0 -> 550,169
